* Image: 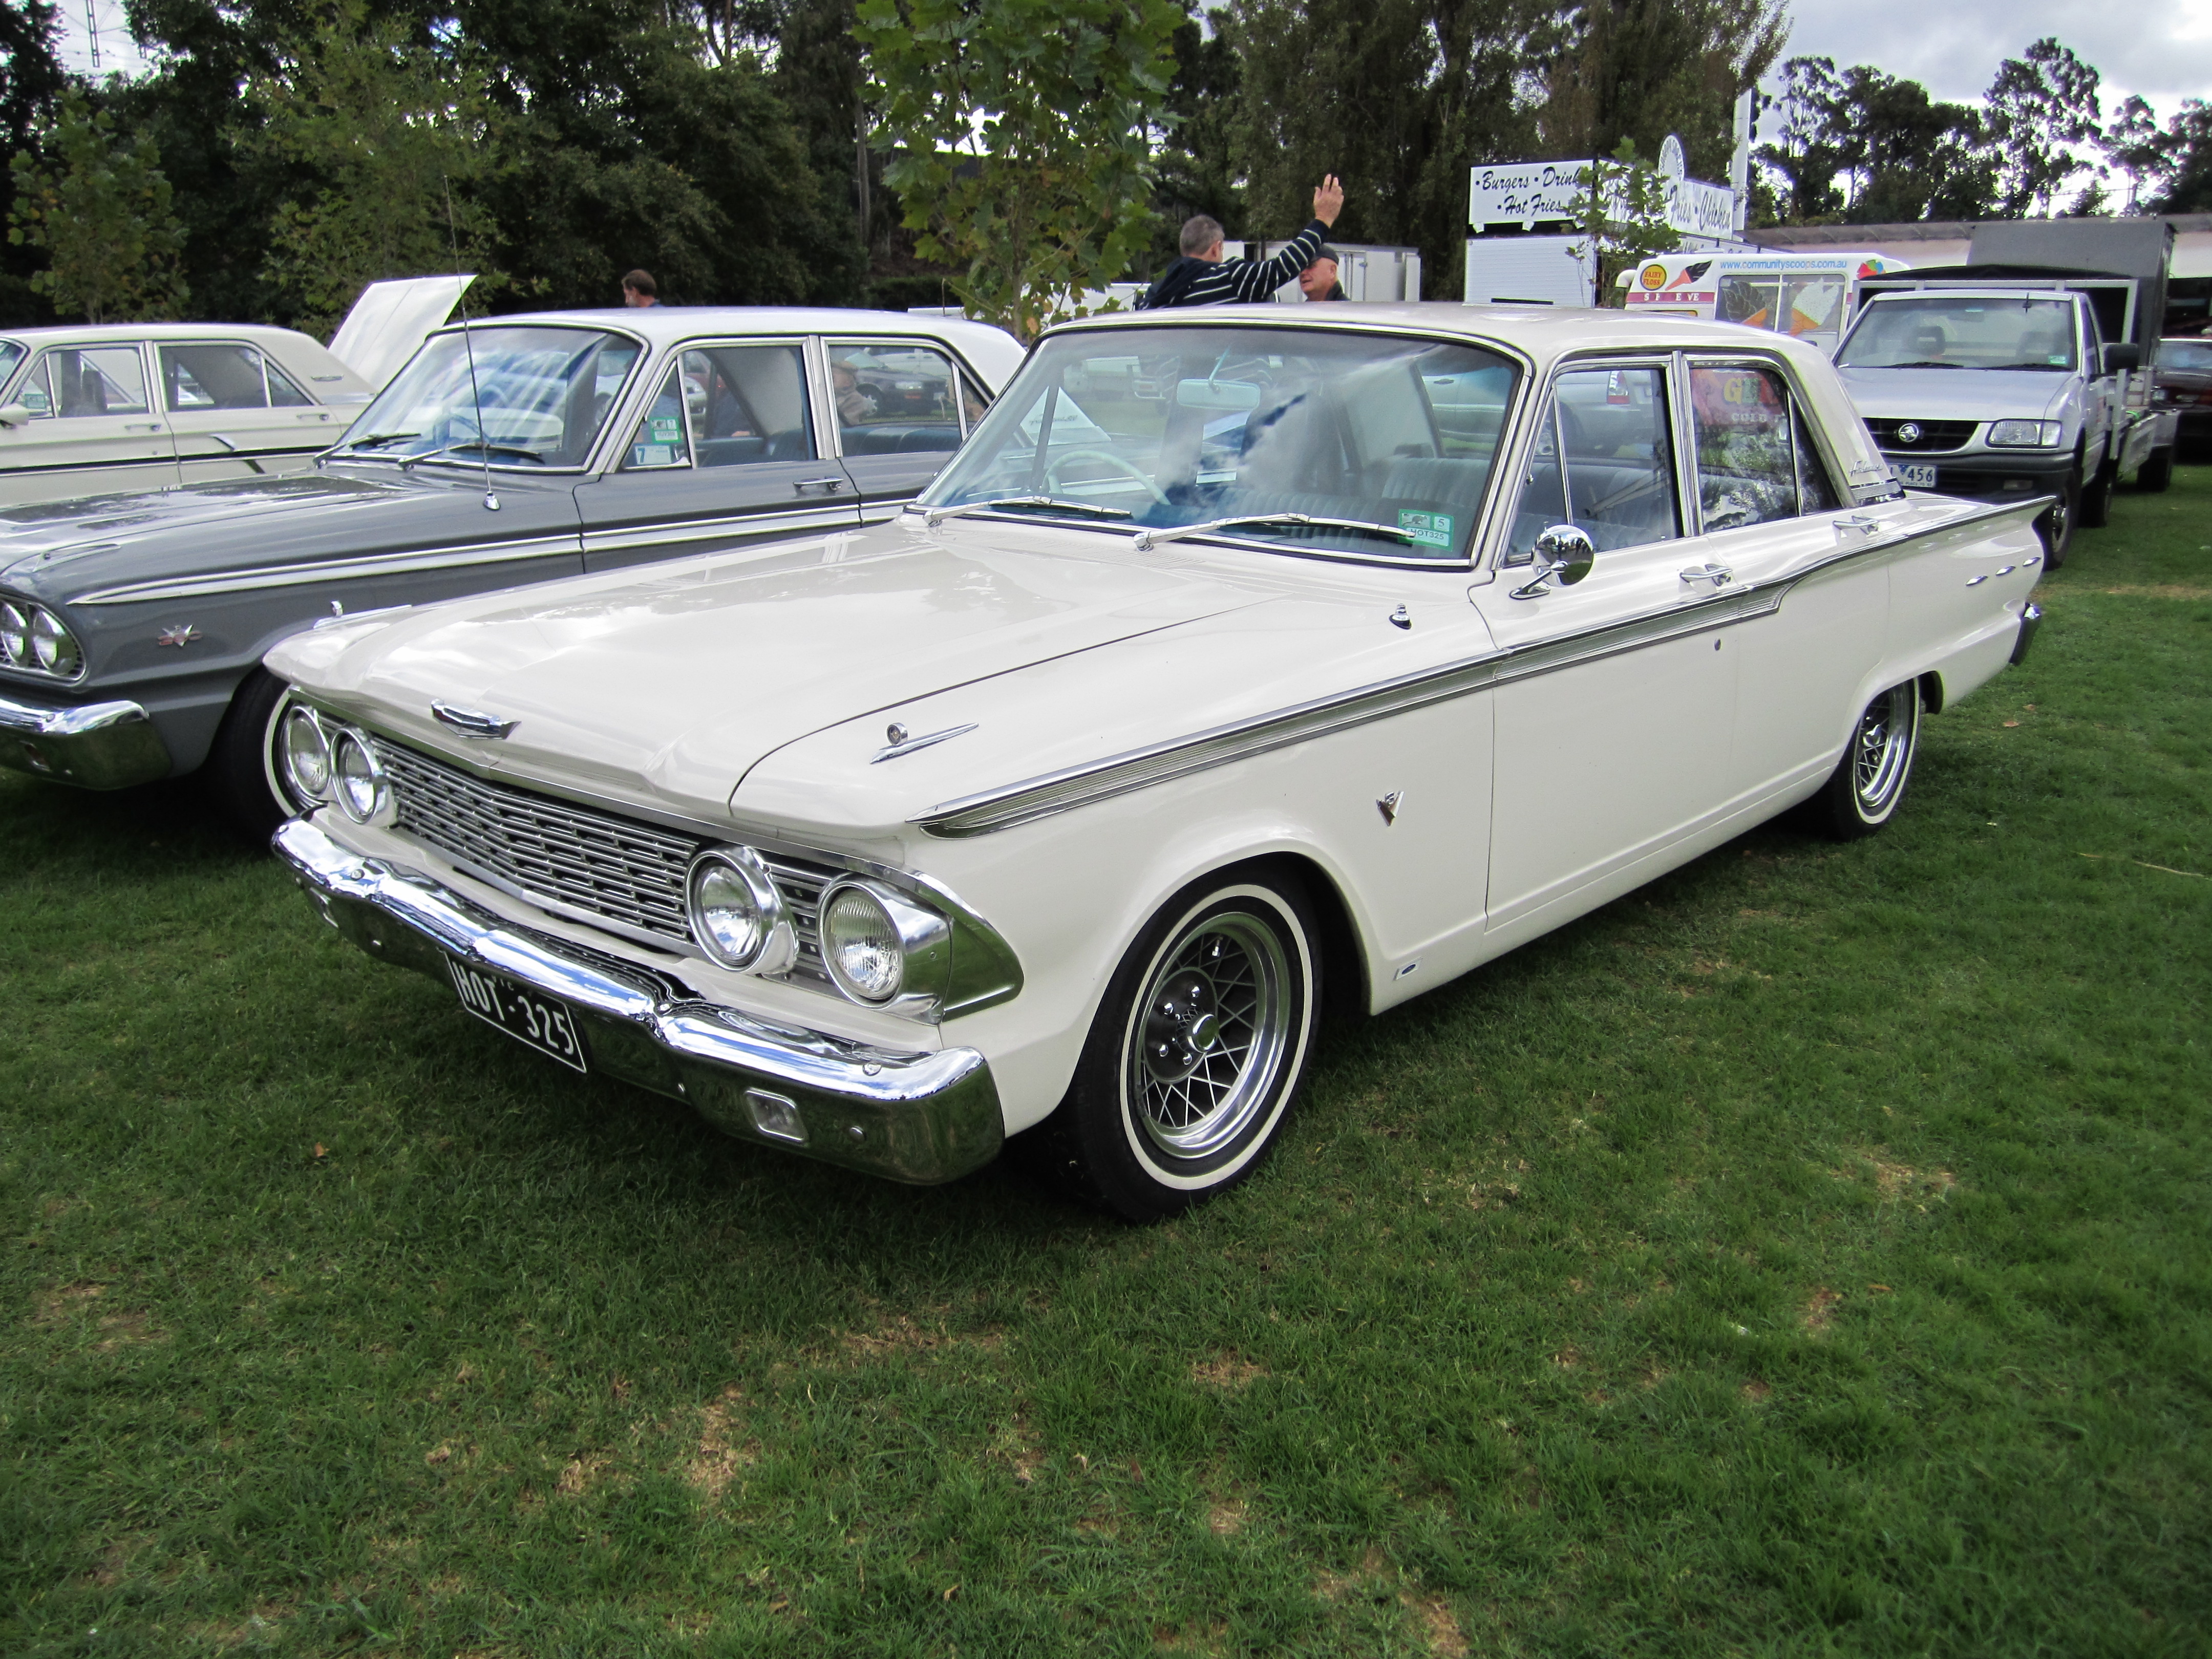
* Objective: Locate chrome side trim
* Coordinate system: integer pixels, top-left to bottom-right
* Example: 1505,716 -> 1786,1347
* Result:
73,534 -> 584,607
579,505 -> 858,555
272,817 -> 1005,1184
0,692 -> 172,789
916,582 -> 1787,838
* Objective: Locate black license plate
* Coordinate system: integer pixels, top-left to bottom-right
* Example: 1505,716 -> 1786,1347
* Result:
446,958 -> 588,1072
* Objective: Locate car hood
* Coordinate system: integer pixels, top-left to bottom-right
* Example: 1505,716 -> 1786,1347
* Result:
0,465 -> 501,592
271,521 -> 1282,822
1836,366 -> 2073,423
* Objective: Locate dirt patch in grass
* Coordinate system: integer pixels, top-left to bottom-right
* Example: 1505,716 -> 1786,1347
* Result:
556,1453 -> 613,1497
1405,1590 -> 1470,1657
1190,1352 -> 1267,1390
1742,1378 -> 1774,1402
1802,1287 -> 1842,1334
30,1281 -> 105,1323
685,1386 -> 757,1499
1206,1499 -> 1247,1535
1834,1147 -> 1960,1207
826,1312 -> 1005,1367
2094,584 -> 2212,600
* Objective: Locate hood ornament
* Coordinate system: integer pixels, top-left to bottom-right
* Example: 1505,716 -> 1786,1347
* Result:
432,701 -> 519,740
873,721 -> 977,763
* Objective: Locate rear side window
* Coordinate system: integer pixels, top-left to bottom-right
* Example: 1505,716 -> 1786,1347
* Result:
679,343 -> 814,467
1688,363 -> 1841,531
828,339 -> 968,457
164,343 -> 277,411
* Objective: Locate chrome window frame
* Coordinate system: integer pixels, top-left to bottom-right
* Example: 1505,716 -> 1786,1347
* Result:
157,338 -> 306,415
20,337 -> 158,422
1676,349 -> 1855,535
616,358 -> 699,472
817,334 -> 1002,459
1493,351 -> 1686,568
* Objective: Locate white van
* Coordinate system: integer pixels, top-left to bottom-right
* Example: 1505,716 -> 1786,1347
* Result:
1620,252 -> 1911,354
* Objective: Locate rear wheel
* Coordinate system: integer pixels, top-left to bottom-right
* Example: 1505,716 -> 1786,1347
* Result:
204,668 -> 302,841
2134,446 -> 2175,493
2037,465 -> 2080,569
1023,873 -> 1321,1222
1808,682 -> 1922,841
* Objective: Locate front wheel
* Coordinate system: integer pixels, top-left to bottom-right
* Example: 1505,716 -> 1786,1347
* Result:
2037,466 -> 2081,569
2079,460 -> 2114,529
1807,681 -> 1922,841
1024,873 -> 1322,1222
204,668 -> 304,841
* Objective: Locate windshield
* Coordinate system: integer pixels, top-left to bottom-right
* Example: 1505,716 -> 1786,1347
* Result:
2160,339 -> 2212,371
920,327 -> 1520,562
337,326 -> 643,467
0,341 -> 23,389
1837,296 -> 2078,372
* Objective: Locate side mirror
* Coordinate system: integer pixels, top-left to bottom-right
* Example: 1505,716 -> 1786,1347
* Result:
1510,523 -> 1596,600
2103,343 -> 2142,374
0,403 -> 31,429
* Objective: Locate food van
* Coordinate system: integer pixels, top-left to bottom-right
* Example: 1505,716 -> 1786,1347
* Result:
1619,252 -> 1911,353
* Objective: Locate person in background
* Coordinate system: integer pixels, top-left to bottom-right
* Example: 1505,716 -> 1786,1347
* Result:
621,270 -> 660,307
1139,176 -> 1345,309
1299,245 -> 1347,302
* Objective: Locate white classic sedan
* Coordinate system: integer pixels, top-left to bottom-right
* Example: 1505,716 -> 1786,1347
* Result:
264,304 -> 2046,1221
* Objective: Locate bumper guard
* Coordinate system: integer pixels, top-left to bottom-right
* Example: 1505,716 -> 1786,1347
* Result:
272,817 -> 1005,1184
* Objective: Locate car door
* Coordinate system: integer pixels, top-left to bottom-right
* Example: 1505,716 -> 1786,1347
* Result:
1673,356 -> 1908,805
572,339 -> 861,572
824,337 -> 990,522
1475,358 -> 1739,938
162,341 -> 344,483
0,342 -> 178,503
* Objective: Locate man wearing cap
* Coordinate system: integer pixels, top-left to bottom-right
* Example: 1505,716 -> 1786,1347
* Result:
1138,176 -> 1345,309
1299,246 -> 1347,302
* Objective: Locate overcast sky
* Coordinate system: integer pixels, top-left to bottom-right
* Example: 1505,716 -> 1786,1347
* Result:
51,0 -> 2212,126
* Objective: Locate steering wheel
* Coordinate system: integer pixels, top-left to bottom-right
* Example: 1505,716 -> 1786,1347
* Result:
1045,448 -> 1169,505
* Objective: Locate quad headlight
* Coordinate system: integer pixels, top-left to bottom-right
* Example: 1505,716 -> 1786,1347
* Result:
331,727 -> 393,825
819,878 -> 950,1010
0,599 -> 83,679
685,845 -> 795,974
280,705 -> 334,803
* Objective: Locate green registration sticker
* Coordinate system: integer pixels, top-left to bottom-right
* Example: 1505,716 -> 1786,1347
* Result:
1397,509 -> 1455,549
651,416 -> 683,442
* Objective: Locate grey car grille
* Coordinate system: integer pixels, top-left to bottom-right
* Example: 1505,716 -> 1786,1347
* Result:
1865,417 -> 1977,453
373,738 -> 836,981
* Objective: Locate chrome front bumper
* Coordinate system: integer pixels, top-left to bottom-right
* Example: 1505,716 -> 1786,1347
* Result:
271,818 -> 1005,1184
0,692 -> 172,789
2010,601 -> 2044,666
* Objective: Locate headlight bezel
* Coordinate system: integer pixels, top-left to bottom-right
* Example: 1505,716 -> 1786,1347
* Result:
0,599 -> 86,681
684,844 -> 796,974
279,703 -> 335,805
1988,419 -> 2064,449
819,876 -> 951,1016
330,727 -> 394,825
0,601 -> 29,667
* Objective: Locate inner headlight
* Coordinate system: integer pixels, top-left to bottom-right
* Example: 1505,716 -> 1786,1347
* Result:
822,883 -> 905,1003
331,728 -> 389,823
1988,419 -> 2062,448
28,607 -> 80,676
280,706 -> 333,802
0,602 -> 26,665
685,845 -> 793,973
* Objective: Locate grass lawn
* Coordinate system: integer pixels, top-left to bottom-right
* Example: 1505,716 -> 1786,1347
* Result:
3,472 -> 2207,1657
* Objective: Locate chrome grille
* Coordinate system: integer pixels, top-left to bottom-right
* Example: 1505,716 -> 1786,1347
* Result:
373,737 -> 837,980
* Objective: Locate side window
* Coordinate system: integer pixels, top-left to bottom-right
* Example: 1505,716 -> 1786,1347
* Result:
266,358 -> 314,407
828,340 -> 965,455
1689,363 -> 1841,530
958,370 -> 993,430
38,346 -> 151,418
621,365 -> 693,469
1507,365 -> 1680,560
162,343 -> 271,412
678,343 -> 814,467
12,354 -> 54,418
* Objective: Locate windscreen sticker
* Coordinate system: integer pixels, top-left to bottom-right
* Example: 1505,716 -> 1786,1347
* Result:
1397,509 -> 1455,549
651,416 -> 683,442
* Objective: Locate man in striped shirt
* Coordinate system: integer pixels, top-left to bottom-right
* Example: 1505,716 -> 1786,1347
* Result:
1137,175 -> 1346,309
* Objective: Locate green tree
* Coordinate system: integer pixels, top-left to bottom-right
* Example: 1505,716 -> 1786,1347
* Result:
1143,0 -> 1242,271
854,0 -> 1182,338
1754,56 -> 1992,228
0,0 -> 66,322
246,2 -> 502,337
1983,38 -> 2102,218
7,88 -> 189,323
1570,137 -> 1678,301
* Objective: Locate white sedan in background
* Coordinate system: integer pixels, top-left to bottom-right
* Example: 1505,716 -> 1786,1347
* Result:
265,304 -> 2046,1221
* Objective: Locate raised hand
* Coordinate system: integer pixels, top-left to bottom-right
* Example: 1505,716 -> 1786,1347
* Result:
1314,175 -> 1344,226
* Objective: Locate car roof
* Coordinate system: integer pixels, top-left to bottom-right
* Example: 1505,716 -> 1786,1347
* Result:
0,321 -> 326,346
440,306 -> 1012,350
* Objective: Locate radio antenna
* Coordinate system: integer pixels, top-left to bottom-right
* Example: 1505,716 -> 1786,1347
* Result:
446,176 -> 497,512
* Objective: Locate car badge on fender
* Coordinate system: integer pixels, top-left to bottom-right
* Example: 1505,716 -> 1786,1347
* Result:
432,701 -> 519,740
156,624 -> 201,648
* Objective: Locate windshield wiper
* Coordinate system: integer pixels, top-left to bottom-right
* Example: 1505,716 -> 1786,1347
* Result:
1133,512 -> 1422,551
919,496 -> 1133,526
341,431 -> 421,451
401,440 -> 544,470
1886,360 -> 1963,370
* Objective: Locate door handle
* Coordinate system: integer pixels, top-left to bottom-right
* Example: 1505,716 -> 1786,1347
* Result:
794,476 -> 848,495
1836,514 -> 1883,541
124,422 -> 163,433
1678,562 -> 1733,588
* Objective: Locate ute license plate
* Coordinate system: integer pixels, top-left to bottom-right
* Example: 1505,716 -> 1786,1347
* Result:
1895,462 -> 1938,490
447,958 -> 588,1072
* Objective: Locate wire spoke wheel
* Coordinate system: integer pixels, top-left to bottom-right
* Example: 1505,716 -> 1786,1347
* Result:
1128,913 -> 1292,1162
1851,684 -> 1916,816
